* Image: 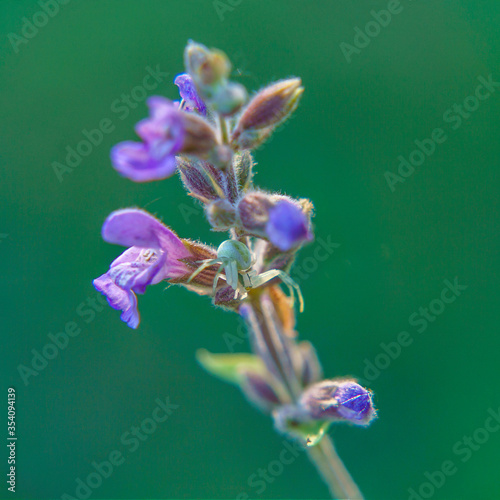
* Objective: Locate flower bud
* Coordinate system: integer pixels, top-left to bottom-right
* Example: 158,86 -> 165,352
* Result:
211,82 -> 247,116
231,78 -> 304,149
177,158 -> 219,203
233,150 -> 254,192
296,341 -> 323,387
237,193 -> 313,251
237,191 -> 274,232
185,41 -> 230,87
195,349 -> 283,412
213,284 -> 240,310
207,144 -> 233,171
181,113 -> 219,156
240,369 -> 281,412
299,379 -> 376,426
205,199 -> 236,230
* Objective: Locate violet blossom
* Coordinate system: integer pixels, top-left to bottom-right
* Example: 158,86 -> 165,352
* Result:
111,97 -> 186,182
94,208 -> 195,328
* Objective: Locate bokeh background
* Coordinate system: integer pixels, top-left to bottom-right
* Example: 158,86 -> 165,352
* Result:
1,1 -> 499,498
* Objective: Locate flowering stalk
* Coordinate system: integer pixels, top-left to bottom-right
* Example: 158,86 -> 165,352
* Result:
94,41 -> 376,498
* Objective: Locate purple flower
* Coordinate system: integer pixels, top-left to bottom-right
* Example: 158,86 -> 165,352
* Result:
93,208 -> 193,328
299,379 -> 376,426
111,97 -> 186,182
174,73 -> 207,116
266,200 -> 313,251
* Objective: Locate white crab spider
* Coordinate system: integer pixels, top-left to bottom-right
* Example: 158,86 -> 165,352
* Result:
187,239 -> 304,312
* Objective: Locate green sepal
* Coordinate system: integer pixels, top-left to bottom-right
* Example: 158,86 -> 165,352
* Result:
290,420 -> 332,447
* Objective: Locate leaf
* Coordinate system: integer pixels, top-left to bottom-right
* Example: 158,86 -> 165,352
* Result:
196,349 -> 265,384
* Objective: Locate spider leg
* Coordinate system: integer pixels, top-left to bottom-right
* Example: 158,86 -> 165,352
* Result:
187,259 -> 221,283
224,259 -> 233,292
249,270 -> 305,313
212,265 -> 225,295
278,271 -> 305,313
241,269 -> 255,290
228,260 -> 239,296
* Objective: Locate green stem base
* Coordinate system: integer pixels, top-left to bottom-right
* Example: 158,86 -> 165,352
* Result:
306,435 -> 364,499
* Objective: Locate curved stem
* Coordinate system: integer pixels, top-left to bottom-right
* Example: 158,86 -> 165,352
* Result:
307,435 -> 364,499
243,293 -> 365,499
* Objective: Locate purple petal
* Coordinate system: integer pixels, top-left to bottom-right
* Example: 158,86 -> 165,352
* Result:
109,247 -> 166,293
146,96 -> 176,121
95,208 -> 200,328
102,209 -> 192,279
266,200 -> 313,251
174,73 -> 207,116
135,98 -> 185,150
103,209 -> 164,248
102,209 -> 187,254
110,97 -> 186,183
93,275 -> 139,329
111,141 -> 178,182
335,383 -> 373,421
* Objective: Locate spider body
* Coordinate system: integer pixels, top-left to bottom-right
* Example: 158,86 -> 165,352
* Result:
188,239 -> 304,311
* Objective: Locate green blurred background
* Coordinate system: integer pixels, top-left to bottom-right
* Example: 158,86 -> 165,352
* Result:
1,0 -> 499,498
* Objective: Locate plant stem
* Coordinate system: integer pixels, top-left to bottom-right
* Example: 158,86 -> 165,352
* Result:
244,292 -> 365,499
307,435 -> 364,499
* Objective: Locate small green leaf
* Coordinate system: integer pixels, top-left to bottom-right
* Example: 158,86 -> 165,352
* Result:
196,349 -> 265,384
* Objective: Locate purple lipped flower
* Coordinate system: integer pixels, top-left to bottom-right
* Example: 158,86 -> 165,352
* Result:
174,73 -> 207,116
299,379 -> 376,426
266,200 -> 313,251
93,208 -> 193,328
111,97 -> 186,182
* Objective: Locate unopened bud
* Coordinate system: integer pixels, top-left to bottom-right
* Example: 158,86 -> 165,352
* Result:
205,199 -> 236,230
208,144 -> 233,171
296,341 -> 323,387
177,158 -> 219,203
299,379 -> 376,426
233,150 -> 254,191
240,369 -> 281,412
237,191 -> 275,232
181,113 -> 219,156
184,41 -> 231,97
213,284 -> 240,310
231,78 -> 304,149
237,193 -> 313,251
212,82 -> 247,116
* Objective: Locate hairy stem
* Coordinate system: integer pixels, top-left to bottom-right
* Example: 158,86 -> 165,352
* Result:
307,435 -> 364,499
244,291 -> 364,499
